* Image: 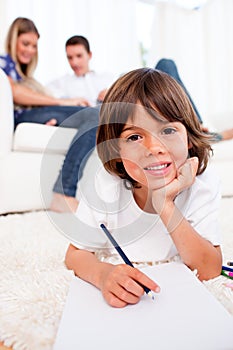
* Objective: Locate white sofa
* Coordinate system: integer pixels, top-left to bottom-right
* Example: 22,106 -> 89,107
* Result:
206,114 -> 233,198
0,68 -> 79,214
0,68 -> 232,215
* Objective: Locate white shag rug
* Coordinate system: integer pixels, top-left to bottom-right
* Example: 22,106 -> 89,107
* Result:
0,198 -> 233,350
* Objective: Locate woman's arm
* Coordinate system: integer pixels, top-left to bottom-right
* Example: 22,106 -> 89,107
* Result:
152,157 -> 222,281
65,244 -> 159,308
9,78 -> 90,107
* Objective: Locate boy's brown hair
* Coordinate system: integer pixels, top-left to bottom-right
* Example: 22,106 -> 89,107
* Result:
97,68 -> 212,185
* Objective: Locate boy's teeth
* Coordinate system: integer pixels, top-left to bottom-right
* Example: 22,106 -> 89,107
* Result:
146,164 -> 167,170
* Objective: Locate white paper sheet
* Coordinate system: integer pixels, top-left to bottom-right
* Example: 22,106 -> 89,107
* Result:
54,262 -> 233,350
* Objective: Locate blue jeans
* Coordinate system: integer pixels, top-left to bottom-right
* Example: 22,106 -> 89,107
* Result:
155,59 -> 202,123
14,105 -> 86,127
52,107 -> 99,197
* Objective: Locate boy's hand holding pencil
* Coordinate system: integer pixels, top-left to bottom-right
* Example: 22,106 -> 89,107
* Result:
99,223 -> 159,308
98,262 -> 160,308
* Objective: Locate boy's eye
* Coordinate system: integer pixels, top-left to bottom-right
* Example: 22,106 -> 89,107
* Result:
126,134 -> 142,142
162,127 -> 176,135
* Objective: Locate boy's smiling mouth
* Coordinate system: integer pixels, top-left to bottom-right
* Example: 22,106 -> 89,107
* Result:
144,162 -> 171,171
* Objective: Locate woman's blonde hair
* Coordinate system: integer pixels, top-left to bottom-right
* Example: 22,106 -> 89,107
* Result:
97,68 -> 212,187
5,17 -> 40,78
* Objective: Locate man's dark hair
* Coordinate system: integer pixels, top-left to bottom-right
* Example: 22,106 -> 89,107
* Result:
65,35 -> 90,53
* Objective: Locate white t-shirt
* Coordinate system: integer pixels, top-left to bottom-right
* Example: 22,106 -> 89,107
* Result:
70,164 -> 222,264
47,71 -> 116,106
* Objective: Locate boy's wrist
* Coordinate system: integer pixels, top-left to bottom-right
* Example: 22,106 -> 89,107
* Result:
160,204 -> 184,233
92,261 -> 112,290
153,196 -> 174,215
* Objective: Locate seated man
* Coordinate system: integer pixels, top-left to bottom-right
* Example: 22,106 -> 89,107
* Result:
48,35 -> 117,212
47,35 -> 117,106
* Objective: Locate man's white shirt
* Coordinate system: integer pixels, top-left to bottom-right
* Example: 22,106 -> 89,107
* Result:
47,71 -> 116,106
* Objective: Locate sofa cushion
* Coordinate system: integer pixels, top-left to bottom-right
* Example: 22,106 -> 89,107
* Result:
211,139 -> 233,162
206,111 -> 233,131
209,140 -> 233,197
13,123 -> 77,155
0,68 -> 14,156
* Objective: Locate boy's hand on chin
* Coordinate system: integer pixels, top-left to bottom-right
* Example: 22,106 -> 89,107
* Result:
152,157 -> 198,213
176,157 -> 199,191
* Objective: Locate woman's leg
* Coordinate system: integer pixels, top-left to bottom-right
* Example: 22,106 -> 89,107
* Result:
14,106 -> 85,127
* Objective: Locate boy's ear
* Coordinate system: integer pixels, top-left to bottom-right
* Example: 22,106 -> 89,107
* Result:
188,138 -> 192,149
116,160 -> 125,171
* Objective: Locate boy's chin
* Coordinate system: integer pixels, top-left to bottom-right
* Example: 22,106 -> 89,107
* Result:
148,177 -> 175,191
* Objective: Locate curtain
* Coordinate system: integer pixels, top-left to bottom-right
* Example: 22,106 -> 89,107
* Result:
148,0 -> 233,124
0,0 -> 141,84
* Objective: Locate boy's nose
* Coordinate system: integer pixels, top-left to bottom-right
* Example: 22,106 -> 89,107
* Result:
144,136 -> 166,155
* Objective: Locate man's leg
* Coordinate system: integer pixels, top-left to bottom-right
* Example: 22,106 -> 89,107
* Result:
155,59 -> 203,123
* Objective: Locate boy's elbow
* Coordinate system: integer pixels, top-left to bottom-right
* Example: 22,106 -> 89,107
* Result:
65,244 -> 77,270
65,250 -> 72,270
198,264 -> 222,281
199,250 -> 222,281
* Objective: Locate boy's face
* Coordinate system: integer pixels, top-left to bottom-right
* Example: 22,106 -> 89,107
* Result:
66,44 -> 92,76
118,106 -> 189,192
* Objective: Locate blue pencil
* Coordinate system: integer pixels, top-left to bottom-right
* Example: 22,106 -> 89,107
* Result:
100,223 -> 154,299
222,265 -> 233,273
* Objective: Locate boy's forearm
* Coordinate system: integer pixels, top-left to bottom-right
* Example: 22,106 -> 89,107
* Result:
65,246 -> 112,289
160,202 -> 222,280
